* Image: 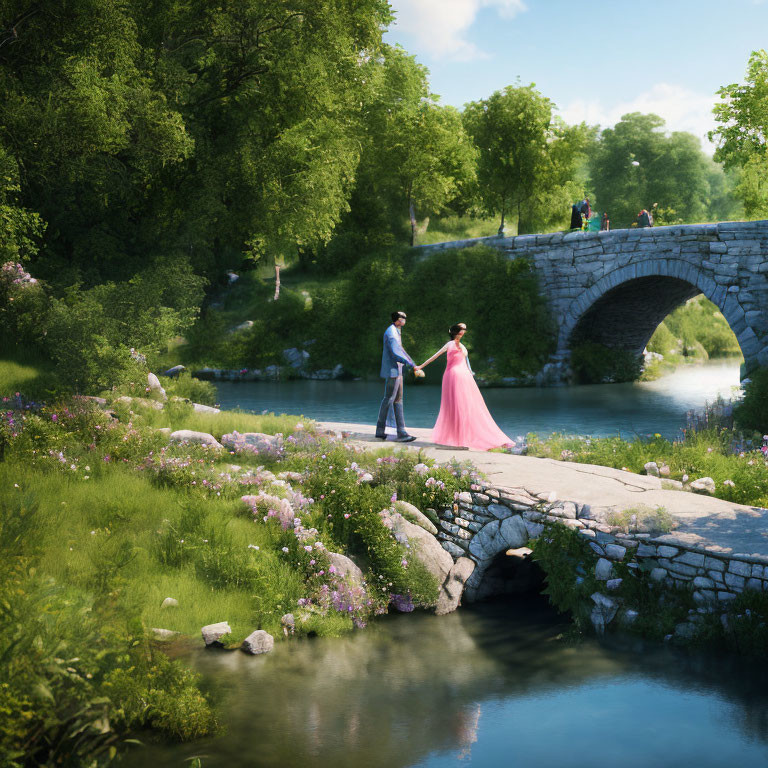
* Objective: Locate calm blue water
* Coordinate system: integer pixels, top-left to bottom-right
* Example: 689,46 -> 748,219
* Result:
127,598 -> 768,767
214,361 -> 741,438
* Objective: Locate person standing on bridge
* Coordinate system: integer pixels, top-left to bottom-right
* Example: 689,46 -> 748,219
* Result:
417,323 -> 514,451
375,311 -> 421,442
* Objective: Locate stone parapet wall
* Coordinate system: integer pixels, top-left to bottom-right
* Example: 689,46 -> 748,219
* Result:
436,481 -> 768,633
417,221 -> 768,375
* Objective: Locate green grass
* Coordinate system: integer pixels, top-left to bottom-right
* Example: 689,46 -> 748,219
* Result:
413,214 -> 501,245
528,428 -> 768,507
0,352 -> 58,399
2,462 -> 299,639
121,399 -> 311,439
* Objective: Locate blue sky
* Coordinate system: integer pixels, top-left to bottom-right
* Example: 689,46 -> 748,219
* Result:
384,0 -> 768,152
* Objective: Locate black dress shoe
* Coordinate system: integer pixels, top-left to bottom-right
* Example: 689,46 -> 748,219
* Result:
375,433 -> 387,440
395,434 -> 417,442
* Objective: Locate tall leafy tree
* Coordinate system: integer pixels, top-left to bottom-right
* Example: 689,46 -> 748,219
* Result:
711,49 -> 768,218
463,84 -> 589,236
589,112 -> 719,228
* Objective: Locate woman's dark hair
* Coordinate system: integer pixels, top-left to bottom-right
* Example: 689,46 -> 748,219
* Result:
391,311 -> 407,323
449,322 -> 467,339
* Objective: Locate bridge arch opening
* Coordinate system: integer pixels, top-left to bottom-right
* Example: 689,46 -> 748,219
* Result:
563,266 -> 752,376
569,276 -> 702,354
469,549 -> 546,603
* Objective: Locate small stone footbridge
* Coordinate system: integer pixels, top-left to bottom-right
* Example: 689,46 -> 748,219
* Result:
418,221 -> 768,377
323,422 -> 768,635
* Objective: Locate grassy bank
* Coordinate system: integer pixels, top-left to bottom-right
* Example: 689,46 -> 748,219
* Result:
527,427 -> 768,508
0,360 -> 478,764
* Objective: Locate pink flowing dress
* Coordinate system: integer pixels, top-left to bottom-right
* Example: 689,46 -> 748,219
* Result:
431,343 -> 512,450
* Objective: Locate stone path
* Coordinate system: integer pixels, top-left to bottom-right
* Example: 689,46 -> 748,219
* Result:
319,421 -> 768,560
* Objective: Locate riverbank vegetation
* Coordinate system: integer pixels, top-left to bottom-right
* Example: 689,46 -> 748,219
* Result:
172,245 -> 557,379
0,364 -> 477,763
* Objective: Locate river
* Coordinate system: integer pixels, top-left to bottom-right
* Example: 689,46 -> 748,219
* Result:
127,361 -> 762,767
213,360 -> 742,439
129,596 -> 768,767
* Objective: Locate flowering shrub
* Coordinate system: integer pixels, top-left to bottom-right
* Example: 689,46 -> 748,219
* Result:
221,430 -> 285,461
0,262 -> 46,353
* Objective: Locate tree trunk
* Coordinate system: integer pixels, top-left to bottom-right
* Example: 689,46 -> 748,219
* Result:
409,195 -> 416,247
498,208 -> 506,236
274,263 -> 281,301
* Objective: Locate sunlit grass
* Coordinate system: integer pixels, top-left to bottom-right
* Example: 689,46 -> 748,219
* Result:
0,354 -> 57,398
4,461 -> 304,641
129,401 -> 311,439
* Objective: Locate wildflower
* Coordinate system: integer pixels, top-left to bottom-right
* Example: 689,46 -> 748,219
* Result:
401,559 -> 408,567
51,414 -> 58,422
281,546 -> 290,553
304,545 -> 313,552
248,544 -> 260,550
329,565 -> 337,574
390,492 -> 397,503
723,479 -> 735,487
310,559 -> 316,565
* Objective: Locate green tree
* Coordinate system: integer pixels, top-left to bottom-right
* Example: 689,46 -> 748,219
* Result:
709,49 -> 768,218
589,113 -> 719,228
463,84 -> 589,236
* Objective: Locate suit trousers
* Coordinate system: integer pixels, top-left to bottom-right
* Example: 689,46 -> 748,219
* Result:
375,376 -> 407,437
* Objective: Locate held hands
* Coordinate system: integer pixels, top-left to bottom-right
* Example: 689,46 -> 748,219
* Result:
413,365 -> 425,378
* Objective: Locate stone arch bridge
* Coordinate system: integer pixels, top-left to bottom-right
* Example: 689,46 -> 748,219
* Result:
418,221 -> 768,377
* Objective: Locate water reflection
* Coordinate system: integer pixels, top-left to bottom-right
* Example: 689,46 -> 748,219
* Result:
127,596 -> 768,767
214,361 -> 741,439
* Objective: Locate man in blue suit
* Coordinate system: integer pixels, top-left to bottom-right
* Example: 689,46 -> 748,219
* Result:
375,311 -> 421,442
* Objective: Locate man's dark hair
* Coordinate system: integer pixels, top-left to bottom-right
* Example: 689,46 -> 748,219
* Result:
391,311 -> 407,323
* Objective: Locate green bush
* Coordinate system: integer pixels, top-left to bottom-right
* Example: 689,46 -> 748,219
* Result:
735,367 -> 768,434
570,341 -> 642,383
161,372 -> 217,405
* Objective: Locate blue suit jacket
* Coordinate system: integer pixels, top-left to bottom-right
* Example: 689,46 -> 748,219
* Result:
380,324 -> 415,378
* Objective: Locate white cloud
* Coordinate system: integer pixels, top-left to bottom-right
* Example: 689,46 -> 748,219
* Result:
559,83 -> 718,154
388,0 -> 527,61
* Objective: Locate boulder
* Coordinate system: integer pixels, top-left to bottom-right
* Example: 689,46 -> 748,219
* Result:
435,557 -> 476,616
595,558 -> 614,580
394,500 -> 438,535
161,597 -> 178,609
658,462 -> 671,478
643,461 -> 659,477
384,511 -> 453,589
162,364 -> 186,378
201,621 -> 231,646
241,629 -> 274,655
327,551 -> 364,584
170,430 -> 224,450
690,477 -> 716,494
221,431 -> 282,455
151,628 -> 180,641
192,402 -> 221,414
147,372 -> 167,401
280,613 -> 296,636
231,320 -> 254,333
591,592 -> 619,624
283,347 -> 310,369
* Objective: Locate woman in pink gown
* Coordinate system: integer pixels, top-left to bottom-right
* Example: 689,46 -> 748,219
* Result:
418,323 -> 513,451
